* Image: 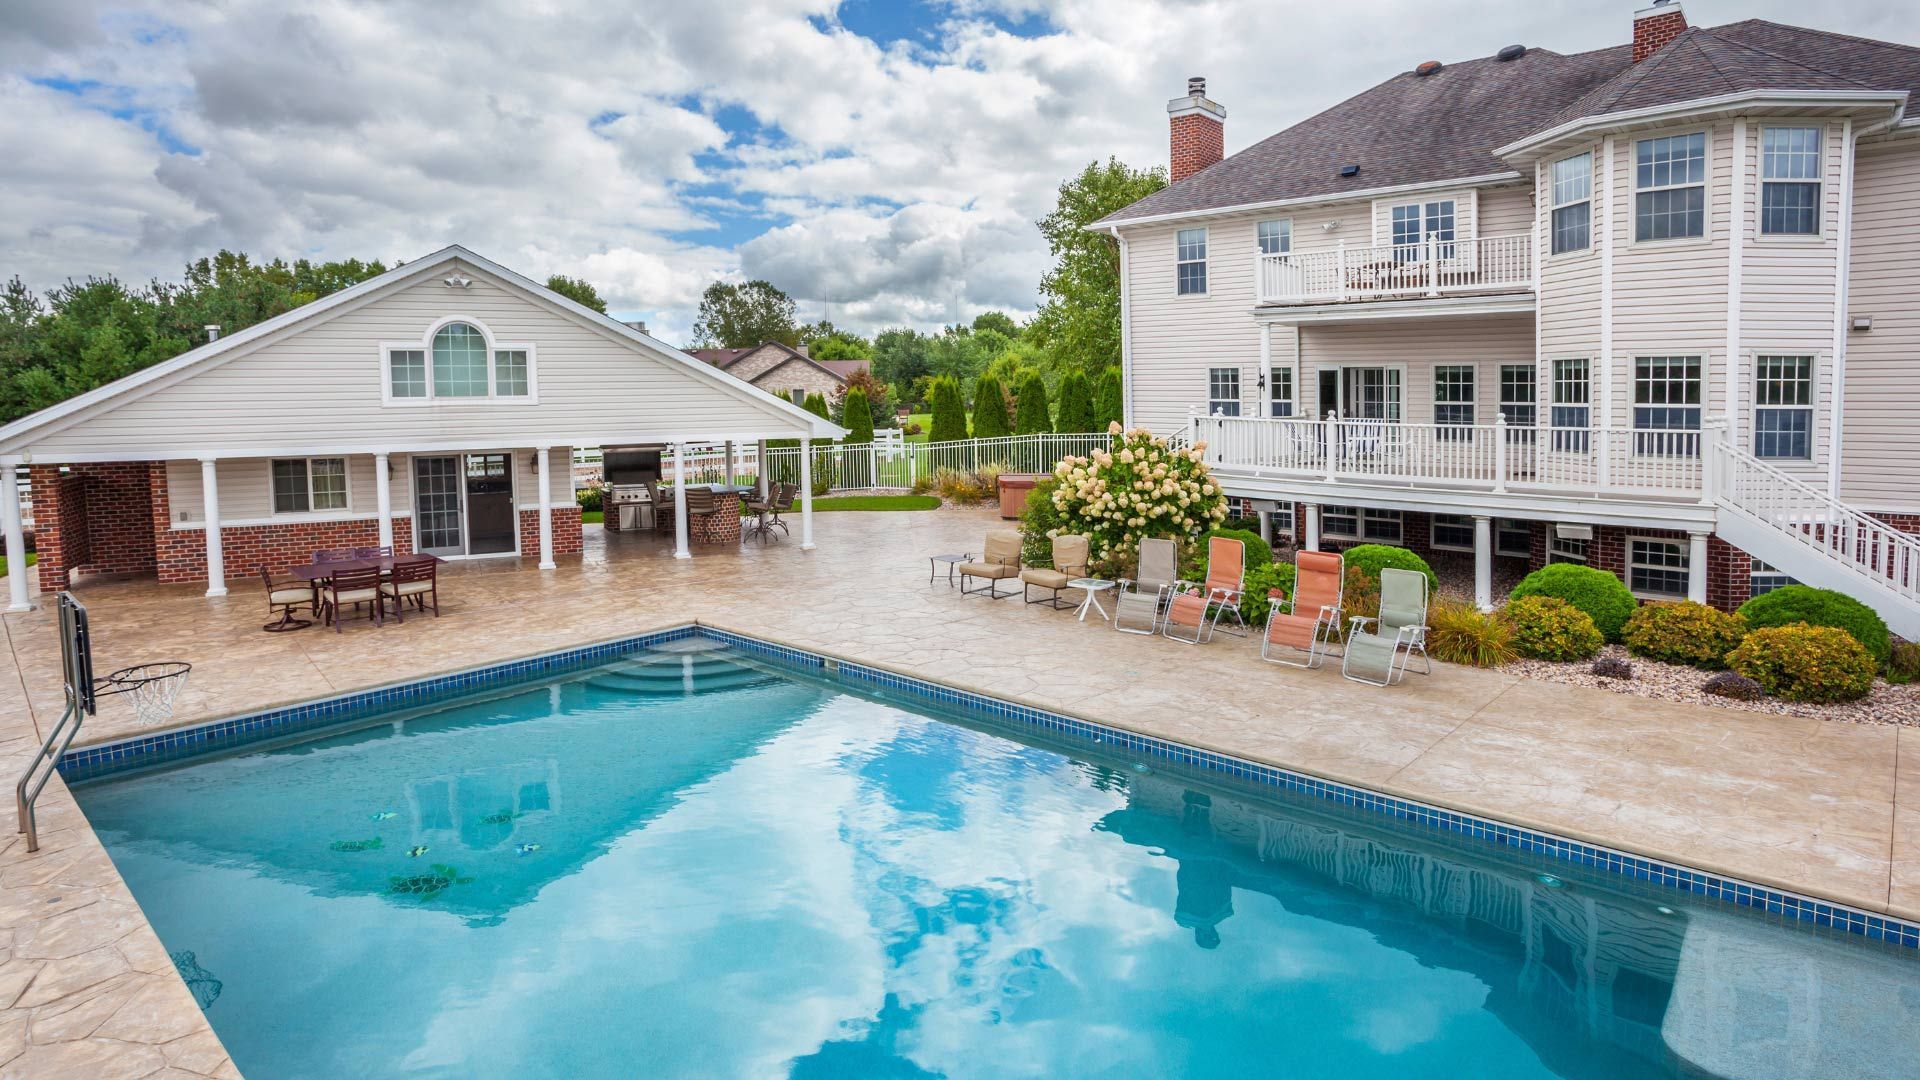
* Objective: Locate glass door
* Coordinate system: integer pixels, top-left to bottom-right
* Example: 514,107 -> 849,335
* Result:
413,457 -> 464,556
464,453 -> 516,555
1341,367 -> 1402,421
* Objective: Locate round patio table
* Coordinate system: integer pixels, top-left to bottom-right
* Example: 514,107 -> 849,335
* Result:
1068,578 -> 1116,623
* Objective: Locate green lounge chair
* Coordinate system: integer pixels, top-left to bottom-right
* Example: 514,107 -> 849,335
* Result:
1341,567 -> 1431,686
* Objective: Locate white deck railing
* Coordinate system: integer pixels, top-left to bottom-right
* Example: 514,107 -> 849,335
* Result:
1256,233 -> 1534,305
1718,445 -> 1920,606
1197,414 -> 1704,499
576,432 -> 1115,493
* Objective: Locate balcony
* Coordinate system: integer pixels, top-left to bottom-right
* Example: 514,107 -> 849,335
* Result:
1256,233 -> 1534,306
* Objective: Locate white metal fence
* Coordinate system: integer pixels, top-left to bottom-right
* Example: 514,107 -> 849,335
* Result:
578,433 -> 1113,494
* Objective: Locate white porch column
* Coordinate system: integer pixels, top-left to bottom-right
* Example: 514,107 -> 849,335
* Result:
671,444 -> 690,560
798,436 -> 815,550
1473,515 -> 1494,612
374,453 -> 394,552
724,440 -> 737,486
2,459 -> 29,611
756,439 -> 768,498
200,458 -> 226,596
1257,509 -> 1272,546
1686,531 -> 1710,604
536,446 -> 556,569
1303,503 -> 1320,552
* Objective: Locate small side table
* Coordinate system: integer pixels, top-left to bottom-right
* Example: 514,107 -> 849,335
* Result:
929,553 -> 972,587
1068,578 -> 1116,623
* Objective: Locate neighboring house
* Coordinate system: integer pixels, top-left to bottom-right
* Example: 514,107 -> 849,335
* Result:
688,341 -> 869,403
0,246 -> 844,608
1099,2 -> 1920,636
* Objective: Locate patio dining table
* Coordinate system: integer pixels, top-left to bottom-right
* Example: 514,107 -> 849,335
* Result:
287,553 -> 442,583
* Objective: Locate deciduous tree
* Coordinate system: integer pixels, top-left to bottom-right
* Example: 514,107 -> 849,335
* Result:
1032,159 -> 1167,377
691,279 -> 799,348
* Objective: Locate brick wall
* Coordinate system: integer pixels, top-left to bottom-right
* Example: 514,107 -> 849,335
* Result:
156,517 -> 417,585
1872,512 -> 1920,537
32,461 -> 157,591
1169,111 -> 1224,184
1633,7 -> 1688,63
516,507 -> 584,560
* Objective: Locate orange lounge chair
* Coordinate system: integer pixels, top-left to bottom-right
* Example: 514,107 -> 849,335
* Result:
1260,550 -> 1345,668
1163,535 -> 1246,645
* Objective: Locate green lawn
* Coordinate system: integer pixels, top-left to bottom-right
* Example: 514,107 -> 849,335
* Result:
0,552 -> 36,578
581,509 -> 603,524
904,413 -> 932,443
812,495 -> 940,512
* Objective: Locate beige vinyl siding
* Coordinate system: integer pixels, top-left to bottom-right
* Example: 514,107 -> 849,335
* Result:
165,447 -> 570,527
1297,315 -> 1533,422
1841,135 -> 1920,510
1476,185 -> 1534,237
1538,146 -> 1602,363
17,263 -> 813,459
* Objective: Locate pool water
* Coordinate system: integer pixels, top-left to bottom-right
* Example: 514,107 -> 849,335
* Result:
75,641 -> 1920,1079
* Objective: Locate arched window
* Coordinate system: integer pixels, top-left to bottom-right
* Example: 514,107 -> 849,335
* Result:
432,322 -> 490,397
384,318 -> 536,403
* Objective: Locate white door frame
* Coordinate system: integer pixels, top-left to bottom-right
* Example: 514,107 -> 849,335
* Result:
1314,362 -> 1407,420
410,449 -> 523,561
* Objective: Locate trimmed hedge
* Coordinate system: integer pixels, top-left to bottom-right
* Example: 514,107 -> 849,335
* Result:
1509,564 -> 1637,643
1727,624 -> 1877,703
1502,595 -> 1604,661
1339,544 -> 1437,593
1736,585 -> 1891,668
1621,601 -> 1747,669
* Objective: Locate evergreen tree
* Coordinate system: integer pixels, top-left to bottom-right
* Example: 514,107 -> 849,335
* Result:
1014,371 -> 1051,434
928,376 -> 969,443
841,387 -> 874,444
1055,371 -> 1094,432
1093,366 -> 1124,431
969,375 -> 1012,438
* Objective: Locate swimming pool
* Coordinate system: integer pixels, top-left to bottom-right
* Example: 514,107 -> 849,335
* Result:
74,635 -> 1920,1078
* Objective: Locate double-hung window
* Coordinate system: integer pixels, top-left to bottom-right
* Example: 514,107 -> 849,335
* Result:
1176,228 -> 1208,295
388,321 -> 535,402
1430,514 -> 1475,551
1633,356 -> 1702,455
1550,533 -> 1589,564
1760,127 -> 1821,235
1550,152 -> 1593,254
1207,367 -> 1240,417
1496,519 -> 1531,558
1324,506 -> 1402,543
1628,537 -> 1689,598
1749,558 -> 1799,598
1499,364 -> 1537,427
1433,365 -> 1474,437
1635,133 -> 1707,241
1390,199 -> 1456,262
1256,219 -> 1292,256
1550,358 -> 1591,453
271,457 -> 347,514
1268,367 -> 1293,418
1753,355 -> 1814,459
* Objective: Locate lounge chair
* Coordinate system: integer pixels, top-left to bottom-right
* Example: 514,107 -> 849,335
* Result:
958,530 -> 1022,598
1163,535 -> 1247,645
1113,537 -> 1177,635
1020,534 -> 1090,609
1342,567 -> 1431,686
1260,550 -> 1345,668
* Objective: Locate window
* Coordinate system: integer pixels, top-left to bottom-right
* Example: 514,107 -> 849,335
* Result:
1176,228 -> 1208,295
1760,127 -> 1820,236
1391,200 -> 1456,261
387,320 -> 534,402
1550,533 -> 1589,564
1754,355 -> 1814,459
1207,367 -> 1240,417
389,349 -> 427,399
1635,133 -> 1707,241
1749,558 -> 1799,598
1431,514 -> 1475,551
1269,367 -> 1293,418
1551,152 -> 1592,254
1550,358 -> 1590,453
1496,519 -> 1531,558
1628,537 -> 1689,598
1633,356 -> 1702,454
495,350 -> 530,397
1433,365 -> 1475,434
432,322 -> 491,397
1499,364 -> 1537,427
271,457 -> 347,514
1257,219 -> 1292,255
1323,506 -> 1402,543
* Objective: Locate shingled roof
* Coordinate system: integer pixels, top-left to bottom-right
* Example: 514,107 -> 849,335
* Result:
1098,19 -> 1918,227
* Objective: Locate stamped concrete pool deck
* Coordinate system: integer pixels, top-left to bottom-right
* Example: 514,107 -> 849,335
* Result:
0,507 -> 1914,1076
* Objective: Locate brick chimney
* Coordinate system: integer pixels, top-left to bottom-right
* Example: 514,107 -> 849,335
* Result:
1633,1 -> 1687,63
1168,76 -> 1225,184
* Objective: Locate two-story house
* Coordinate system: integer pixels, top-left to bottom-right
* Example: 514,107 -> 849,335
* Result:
1098,2 -> 1920,637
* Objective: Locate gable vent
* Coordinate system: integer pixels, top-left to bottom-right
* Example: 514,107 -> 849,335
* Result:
1496,44 -> 1526,62
1414,60 -> 1442,76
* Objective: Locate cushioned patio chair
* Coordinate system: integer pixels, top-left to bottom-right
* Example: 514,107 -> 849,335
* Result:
958,530 -> 1022,598
1113,537 -> 1177,635
258,565 -> 318,632
322,564 -> 384,633
379,556 -> 440,623
1342,567 -> 1431,686
1162,535 -> 1247,645
351,545 -> 394,559
1260,550 -> 1345,668
1020,534 -> 1090,609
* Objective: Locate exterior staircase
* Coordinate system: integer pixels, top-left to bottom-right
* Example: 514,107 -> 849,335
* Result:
1712,444 -> 1920,639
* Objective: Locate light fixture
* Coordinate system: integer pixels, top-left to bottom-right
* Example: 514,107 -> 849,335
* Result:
444,273 -> 473,289
1322,220 -> 1342,232
1851,315 -> 1873,332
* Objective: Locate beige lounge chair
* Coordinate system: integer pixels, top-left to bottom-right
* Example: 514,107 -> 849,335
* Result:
959,530 -> 1022,598
1114,537 -> 1177,634
1342,567 -> 1431,686
1163,535 -> 1247,645
1020,534 -> 1090,609
1261,550 -> 1345,668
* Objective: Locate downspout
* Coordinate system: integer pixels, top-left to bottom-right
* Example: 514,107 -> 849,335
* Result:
1112,226 -> 1134,430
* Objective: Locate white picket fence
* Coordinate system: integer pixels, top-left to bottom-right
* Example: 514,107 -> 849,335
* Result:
577,433 -> 1113,494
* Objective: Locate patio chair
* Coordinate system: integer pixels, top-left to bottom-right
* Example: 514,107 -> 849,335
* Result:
351,545 -> 394,559
379,557 -> 440,622
321,564 -> 384,633
1020,534 -> 1090,609
958,530 -> 1022,598
1162,535 -> 1247,645
313,549 -> 355,564
1260,550 -> 1345,668
1342,567 -> 1431,686
258,565 -> 317,632
682,487 -> 721,541
748,483 -> 797,538
1113,537 -> 1177,635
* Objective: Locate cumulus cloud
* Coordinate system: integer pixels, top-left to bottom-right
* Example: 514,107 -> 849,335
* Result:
1,0 -> 1914,342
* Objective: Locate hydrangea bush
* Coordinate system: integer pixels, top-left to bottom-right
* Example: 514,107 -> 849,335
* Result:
1048,423 -> 1228,575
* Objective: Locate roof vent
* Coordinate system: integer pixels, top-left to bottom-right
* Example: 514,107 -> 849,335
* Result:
1496,44 -> 1526,62
1339,164 -> 1360,178
1414,60 -> 1442,77
1187,76 -> 1206,98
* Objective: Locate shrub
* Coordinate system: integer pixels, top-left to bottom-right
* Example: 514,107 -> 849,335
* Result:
1727,624 -> 1877,703
933,467 -> 988,504
1093,366 -> 1124,432
1341,565 -> 1381,629
1702,671 -> 1765,702
909,472 -> 936,496
1019,478 -> 1064,567
1509,564 -> 1638,643
1015,371 -> 1052,435
1047,425 -> 1228,575
1240,561 -> 1296,625
840,386 -> 875,444
1887,641 -> 1920,686
1621,601 -> 1747,669
576,485 -> 604,513
1339,544 -> 1437,594
903,420 -> 923,436
1590,654 -> 1633,680
1737,585 -> 1891,668
1055,371 -> 1095,433
969,375 -> 1012,438
927,376 -> 969,443
1427,601 -> 1516,668
1501,595 -> 1604,661
1182,527 -> 1273,580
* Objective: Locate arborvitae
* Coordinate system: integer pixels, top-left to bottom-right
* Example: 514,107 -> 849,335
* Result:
1014,371 -> 1052,435
928,377 -> 970,443
1093,366 -> 1124,431
841,387 -> 874,443
970,375 -> 1012,438
1055,371 -> 1094,432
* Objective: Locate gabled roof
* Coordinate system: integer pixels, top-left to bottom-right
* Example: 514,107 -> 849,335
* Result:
1098,18 -> 1920,229
815,358 -> 870,381
686,346 -> 753,367
692,340 -> 853,387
